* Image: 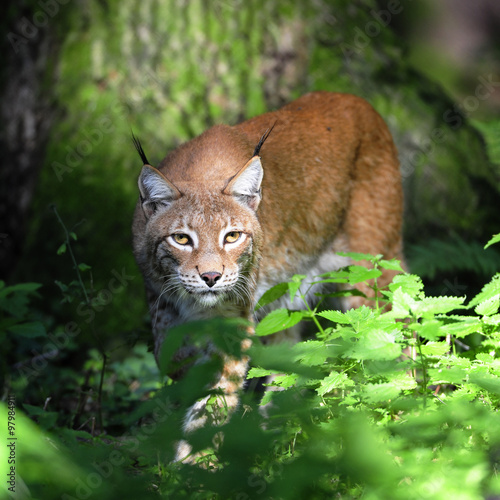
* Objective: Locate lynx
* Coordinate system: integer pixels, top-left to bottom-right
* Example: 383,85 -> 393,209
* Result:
132,91 -> 404,461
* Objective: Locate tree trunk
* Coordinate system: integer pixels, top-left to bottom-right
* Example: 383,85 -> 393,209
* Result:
0,1 -> 64,280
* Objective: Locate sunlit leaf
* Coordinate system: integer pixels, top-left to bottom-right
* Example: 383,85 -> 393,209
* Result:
255,308 -> 304,336
484,233 -> 500,249
255,282 -> 288,311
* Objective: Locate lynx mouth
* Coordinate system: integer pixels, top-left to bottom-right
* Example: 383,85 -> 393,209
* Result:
190,289 -> 227,307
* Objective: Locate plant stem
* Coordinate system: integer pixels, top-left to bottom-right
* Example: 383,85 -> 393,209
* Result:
416,339 -> 428,409
52,206 -> 89,304
53,205 -> 107,432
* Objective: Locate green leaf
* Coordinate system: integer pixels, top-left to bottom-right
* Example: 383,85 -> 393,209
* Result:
255,282 -> 288,311
0,283 -> 42,319
78,263 -> 92,272
412,296 -> 466,317
345,329 -> 401,360
347,265 -> 382,285
317,371 -> 352,396
343,305 -> 376,329
474,294 -> 500,316
440,316 -> 481,338
415,320 -> 442,341
315,289 -> 366,299
57,242 -> 67,255
0,282 -> 42,296
315,269 -> 350,283
468,274 -> 500,309
469,372 -> 500,395
69,231 -> 78,241
267,373 -> 298,389
247,367 -> 276,379
8,321 -> 47,338
420,341 -> 450,357
255,308 -> 304,336
288,274 -> 306,303
484,233 -> 500,249
338,251 -> 382,263
388,274 -> 424,297
362,382 -> 401,403
318,309 -> 350,324
292,340 -> 330,366
386,288 -> 416,319
379,259 -> 405,272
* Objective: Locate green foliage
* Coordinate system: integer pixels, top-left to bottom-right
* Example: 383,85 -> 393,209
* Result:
408,234 -> 500,280
5,247 -> 500,499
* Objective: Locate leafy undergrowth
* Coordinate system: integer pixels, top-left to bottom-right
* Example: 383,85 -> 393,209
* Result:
2,238 -> 500,499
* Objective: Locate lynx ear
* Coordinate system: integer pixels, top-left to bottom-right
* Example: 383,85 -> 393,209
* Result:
138,165 -> 181,218
223,156 -> 263,211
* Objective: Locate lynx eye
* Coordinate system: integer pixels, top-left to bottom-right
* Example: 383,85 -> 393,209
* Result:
224,231 -> 241,244
172,233 -> 191,245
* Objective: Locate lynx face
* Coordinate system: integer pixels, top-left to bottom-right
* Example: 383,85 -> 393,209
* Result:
146,193 -> 261,309
138,156 -> 264,312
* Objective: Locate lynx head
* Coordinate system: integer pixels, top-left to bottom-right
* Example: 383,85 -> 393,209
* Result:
134,127 -> 272,310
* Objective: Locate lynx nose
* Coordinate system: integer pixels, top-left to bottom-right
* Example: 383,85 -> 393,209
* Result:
200,271 -> 222,288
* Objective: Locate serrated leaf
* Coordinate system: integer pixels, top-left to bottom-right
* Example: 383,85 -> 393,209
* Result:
343,305 -> 376,328
379,259 -> 405,272
474,294 -> 500,316
468,274 -> 500,309
345,329 -> 401,360
428,366 -> 466,385
420,341 -> 450,357
267,373 -> 298,389
247,367 -> 276,379
292,340 -> 330,366
386,288 -> 416,319
57,242 -> 67,255
469,372 -> 500,395
388,274 -> 424,297
0,282 -> 42,296
412,296 -> 466,317
475,353 -> 495,364
255,308 -> 304,336
318,310 -> 350,324
255,282 -> 288,311
317,371 -> 352,396
484,233 -> 500,249
362,382 -> 402,403
439,316 -> 481,338
314,289 -> 366,299
288,274 -> 307,303
415,320 -> 442,341
337,251 -> 382,263
8,321 -> 47,338
347,265 -> 382,285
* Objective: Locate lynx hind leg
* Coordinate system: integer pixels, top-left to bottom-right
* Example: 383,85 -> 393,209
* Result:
341,130 -> 405,309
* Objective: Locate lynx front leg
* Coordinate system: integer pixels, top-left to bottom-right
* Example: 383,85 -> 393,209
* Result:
175,350 -> 250,463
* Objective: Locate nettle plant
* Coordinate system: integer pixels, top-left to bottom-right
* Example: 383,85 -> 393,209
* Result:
153,239 -> 500,498
251,249 -> 500,412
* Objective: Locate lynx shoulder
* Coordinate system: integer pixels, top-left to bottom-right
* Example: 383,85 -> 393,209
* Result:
132,91 -> 404,459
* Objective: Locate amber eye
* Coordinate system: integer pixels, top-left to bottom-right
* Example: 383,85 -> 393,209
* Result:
225,231 -> 241,244
172,234 -> 190,245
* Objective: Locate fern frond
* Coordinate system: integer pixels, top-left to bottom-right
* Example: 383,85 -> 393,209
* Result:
408,236 -> 500,279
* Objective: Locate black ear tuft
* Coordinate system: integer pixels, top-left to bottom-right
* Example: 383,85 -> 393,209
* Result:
252,120 -> 277,157
132,132 -> 150,165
